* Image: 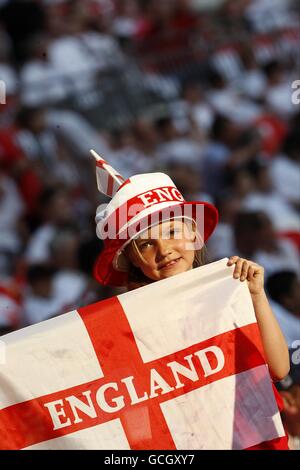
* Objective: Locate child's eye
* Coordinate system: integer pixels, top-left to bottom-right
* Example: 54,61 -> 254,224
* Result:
139,241 -> 152,251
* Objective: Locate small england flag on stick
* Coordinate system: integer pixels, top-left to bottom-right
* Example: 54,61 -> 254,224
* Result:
90,149 -> 125,198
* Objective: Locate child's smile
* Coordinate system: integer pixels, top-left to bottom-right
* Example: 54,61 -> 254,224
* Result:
126,219 -> 196,281
159,257 -> 182,271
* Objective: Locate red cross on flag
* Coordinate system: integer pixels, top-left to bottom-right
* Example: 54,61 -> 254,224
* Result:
91,149 -> 125,198
0,259 -> 286,450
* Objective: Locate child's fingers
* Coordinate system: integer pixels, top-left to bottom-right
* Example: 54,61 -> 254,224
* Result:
227,256 -> 239,266
228,257 -> 261,282
240,260 -> 249,281
233,258 -> 244,278
247,265 -> 256,281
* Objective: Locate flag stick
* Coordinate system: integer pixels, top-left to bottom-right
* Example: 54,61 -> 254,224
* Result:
90,149 -> 124,185
90,149 -> 105,163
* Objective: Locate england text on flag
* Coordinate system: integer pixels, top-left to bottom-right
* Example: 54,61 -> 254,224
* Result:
0,259 -> 286,450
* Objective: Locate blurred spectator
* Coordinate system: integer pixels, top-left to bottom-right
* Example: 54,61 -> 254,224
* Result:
202,115 -> 260,197
266,271 -> 300,348
236,45 -> 266,101
0,120 -> 43,215
0,284 -> 22,335
208,190 -> 243,261
131,119 -> 160,161
14,105 -> 62,177
0,0 -> 46,63
232,210 -> 263,260
0,173 -> 25,258
241,159 -> 300,233
77,232 -> 118,302
0,26 -> 18,126
135,0 -> 199,77
244,0 -> 297,33
181,81 -> 214,135
263,59 -> 298,119
166,161 -> 212,204
111,0 -> 140,42
191,0 -> 226,10
50,228 -> 90,311
23,263 -> 62,325
155,116 -> 203,167
233,211 -> 300,276
15,106 -> 88,192
206,69 -> 262,124
46,109 -> 110,163
48,5 -> 125,94
270,130 -> 300,210
276,347 -> 300,450
105,126 -> 156,179
253,113 -> 287,158
25,185 -> 77,264
20,33 -> 69,106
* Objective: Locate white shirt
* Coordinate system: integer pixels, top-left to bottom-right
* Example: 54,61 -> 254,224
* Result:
207,87 -> 262,124
23,293 -> 63,326
236,69 -> 266,100
53,271 -> 88,310
191,103 -> 215,133
266,80 -> 298,119
0,63 -> 18,95
207,222 -> 235,261
20,60 -> 69,106
242,191 -> 300,232
25,225 -> 56,264
0,176 -> 24,253
49,32 -> 124,93
270,300 -> 300,348
270,154 -> 300,205
157,138 -> 203,166
107,148 -> 156,179
245,0 -> 295,33
254,239 -> 300,277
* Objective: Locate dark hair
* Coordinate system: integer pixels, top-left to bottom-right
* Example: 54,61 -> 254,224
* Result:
206,68 -> 225,88
282,130 -> 300,158
263,59 -> 282,79
39,185 -> 68,211
15,105 -> 44,128
210,114 -> 231,140
266,270 -> 297,304
233,210 -> 270,235
154,116 -> 173,133
27,264 -> 56,285
79,237 -> 104,275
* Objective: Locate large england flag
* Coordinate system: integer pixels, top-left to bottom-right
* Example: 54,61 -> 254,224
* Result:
0,259 -> 286,450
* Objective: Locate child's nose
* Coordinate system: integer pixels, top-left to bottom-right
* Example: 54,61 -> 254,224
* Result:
156,239 -> 172,257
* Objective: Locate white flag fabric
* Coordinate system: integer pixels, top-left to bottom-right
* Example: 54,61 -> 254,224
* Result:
0,259 -> 286,450
93,153 -> 125,198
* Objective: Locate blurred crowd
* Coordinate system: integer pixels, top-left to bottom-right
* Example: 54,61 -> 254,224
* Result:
0,0 -> 299,449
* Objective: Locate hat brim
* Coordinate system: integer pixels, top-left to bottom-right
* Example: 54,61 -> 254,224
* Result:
94,201 -> 219,287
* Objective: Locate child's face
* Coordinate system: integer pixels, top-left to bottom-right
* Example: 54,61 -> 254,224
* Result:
127,220 -> 196,282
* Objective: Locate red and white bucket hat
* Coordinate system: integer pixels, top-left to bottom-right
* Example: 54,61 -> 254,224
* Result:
91,151 -> 219,287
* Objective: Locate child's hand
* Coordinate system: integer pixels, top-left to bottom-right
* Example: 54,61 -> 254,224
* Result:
227,256 -> 264,297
